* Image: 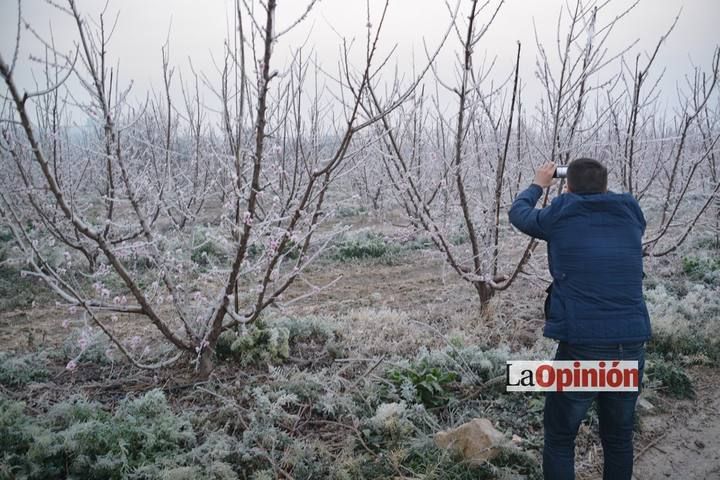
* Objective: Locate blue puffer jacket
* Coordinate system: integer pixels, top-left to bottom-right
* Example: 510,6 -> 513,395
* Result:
508,184 -> 651,344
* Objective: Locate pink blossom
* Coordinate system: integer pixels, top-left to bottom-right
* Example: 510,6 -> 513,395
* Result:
62,319 -> 70,329
65,360 -> 77,371
269,238 -> 279,253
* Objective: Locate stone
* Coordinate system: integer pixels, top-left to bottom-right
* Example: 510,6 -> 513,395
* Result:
433,418 -> 506,464
638,397 -> 655,412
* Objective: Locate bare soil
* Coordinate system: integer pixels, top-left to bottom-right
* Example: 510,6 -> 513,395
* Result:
571,365 -> 720,480
631,367 -> 720,480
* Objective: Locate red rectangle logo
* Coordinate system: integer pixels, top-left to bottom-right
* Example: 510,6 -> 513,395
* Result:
506,360 -> 639,392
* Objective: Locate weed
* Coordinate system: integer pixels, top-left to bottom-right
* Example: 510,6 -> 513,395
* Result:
216,321 -> 290,366
59,328 -> 113,365
449,222 -> 470,246
387,360 -> 459,408
0,266 -> 48,311
0,390 -> 231,479
191,237 -> 228,266
272,315 -> 335,343
246,242 -> 263,258
239,238 -> 300,262
336,206 -> 367,218
353,439 -> 541,480
217,316 -> 339,366
0,398 -> 39,468
333,233 -> 400,262
128,254 -> 155,272
0,227 -> 12,263
682,255 -> 720,285
644,283 -> 720,345
279,239 -> 301,260
0,351 -> 49,387
648,330 -> 720,362
692,235 -> 720,251
401,235 -> 434,251
0,227 -> 12,243
415,342 -> 510,386
645,353 -> 695,399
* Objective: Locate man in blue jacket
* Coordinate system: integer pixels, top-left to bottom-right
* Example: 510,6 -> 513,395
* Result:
508,158 -> 651,480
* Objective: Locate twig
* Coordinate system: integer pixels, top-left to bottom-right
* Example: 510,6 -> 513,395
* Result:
348,354 -> 386,391
634,431 -> 668,461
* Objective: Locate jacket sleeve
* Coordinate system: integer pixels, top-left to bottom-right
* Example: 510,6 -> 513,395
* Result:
508,184 -> 555,241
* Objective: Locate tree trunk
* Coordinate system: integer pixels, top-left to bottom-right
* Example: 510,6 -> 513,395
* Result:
475,281 -> 495,316
197,349 -> 214,380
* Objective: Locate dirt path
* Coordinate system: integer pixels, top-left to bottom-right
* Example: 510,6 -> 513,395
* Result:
575,366 -> 720,480
632,371 -> 720,480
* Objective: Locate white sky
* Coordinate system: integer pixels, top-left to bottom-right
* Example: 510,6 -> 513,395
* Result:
1,0 -> 719,121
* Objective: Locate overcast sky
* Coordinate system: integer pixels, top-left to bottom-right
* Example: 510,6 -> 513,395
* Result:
1,0 -> 719,121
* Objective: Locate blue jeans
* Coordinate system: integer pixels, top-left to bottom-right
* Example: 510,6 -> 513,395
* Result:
543,341 -> 645,480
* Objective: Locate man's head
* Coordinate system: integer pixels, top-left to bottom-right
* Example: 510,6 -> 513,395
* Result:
566,158 -> 607,194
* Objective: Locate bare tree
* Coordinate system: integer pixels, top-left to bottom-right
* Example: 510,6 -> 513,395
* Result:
371,0 -> 638,311
0,0 -> 419,377
640,48 -> 720,256
367,0 -> 720,313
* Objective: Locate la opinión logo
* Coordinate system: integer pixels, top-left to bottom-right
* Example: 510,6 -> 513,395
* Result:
506,360 -> 639,392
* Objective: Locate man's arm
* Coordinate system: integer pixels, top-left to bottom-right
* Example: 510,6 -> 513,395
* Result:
509,184 -> 554,240
508,162 -> 557,240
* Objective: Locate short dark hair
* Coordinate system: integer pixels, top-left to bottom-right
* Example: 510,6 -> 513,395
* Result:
567,157 -> 607,194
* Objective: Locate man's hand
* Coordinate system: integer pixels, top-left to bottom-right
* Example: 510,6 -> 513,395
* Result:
533,162 -> 557,188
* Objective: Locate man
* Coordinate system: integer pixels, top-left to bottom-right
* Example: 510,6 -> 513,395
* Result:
508,158 -> 651,480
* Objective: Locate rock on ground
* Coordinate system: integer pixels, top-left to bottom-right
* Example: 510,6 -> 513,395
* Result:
434,417 -> 507,464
